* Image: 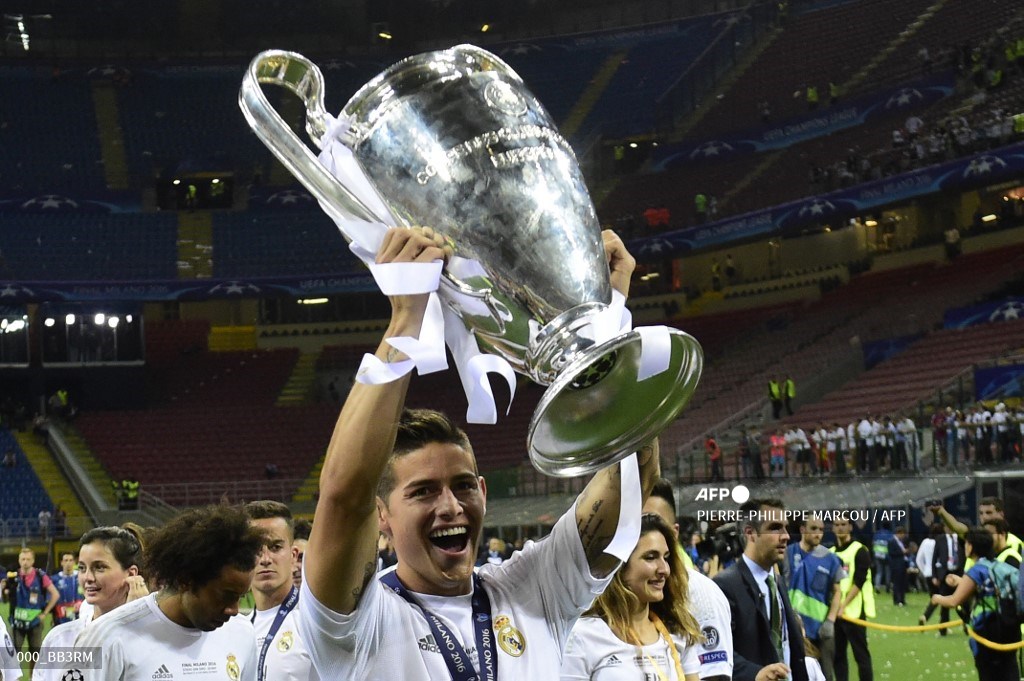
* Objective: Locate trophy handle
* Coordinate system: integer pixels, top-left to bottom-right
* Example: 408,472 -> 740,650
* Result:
240,50 -> 508,332
239,50 -> 382,226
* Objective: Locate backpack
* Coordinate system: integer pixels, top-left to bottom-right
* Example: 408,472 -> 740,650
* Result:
976,557 -> 1023,626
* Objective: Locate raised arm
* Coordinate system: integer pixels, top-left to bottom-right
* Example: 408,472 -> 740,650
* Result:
573,229 -> 655,577
305,227 -> 450,614
575,439 -> 661,577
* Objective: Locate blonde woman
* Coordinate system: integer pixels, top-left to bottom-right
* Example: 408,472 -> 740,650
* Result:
562,513 -> 702,680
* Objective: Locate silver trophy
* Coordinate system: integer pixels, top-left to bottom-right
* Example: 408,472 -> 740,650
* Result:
240,45 -> 702,477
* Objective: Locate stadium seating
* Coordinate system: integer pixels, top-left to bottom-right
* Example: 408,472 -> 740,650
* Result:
0,212 -> 179,281
0,429 -> 53,524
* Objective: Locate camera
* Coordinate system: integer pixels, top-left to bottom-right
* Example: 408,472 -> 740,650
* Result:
925,499 -> 943,510
695,522 -> 745,565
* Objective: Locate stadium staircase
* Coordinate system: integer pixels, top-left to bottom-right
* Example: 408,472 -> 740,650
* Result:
842,0 -> 951,93
177,212 -> 215,278
275,351 -> 320,406
12,431 -> 90,534
56,427 -> 119,507
91,81 -> 130,190
561,50 -> 628,138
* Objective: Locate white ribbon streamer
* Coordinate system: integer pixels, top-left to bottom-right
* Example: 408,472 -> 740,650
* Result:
635,325 -> 672,382
442,306 -> 516,424
601,452 -> 643,562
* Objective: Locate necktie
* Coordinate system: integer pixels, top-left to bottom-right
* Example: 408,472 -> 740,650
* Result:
766,573 -> 784,664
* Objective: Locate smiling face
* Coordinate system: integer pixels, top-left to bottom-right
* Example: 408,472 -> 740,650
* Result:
377,442 -> 486,596
250,517 -> 297,603
620,531 -> 671,605
79,541 -> 138,617
179,565 -> 253,631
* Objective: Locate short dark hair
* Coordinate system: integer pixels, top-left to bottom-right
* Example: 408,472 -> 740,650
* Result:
60,551 -> 75,560
377,408 -> 475,501
80,526 -> 143,571
979,497 -> 1004,512
292,518 -> 312,541
739,498 -> 785,534
145,505 -> 266,593
982,517 -> 1010,535
965,526 -> 994,560
244,500 -> 294,539
649,478 -> 677,517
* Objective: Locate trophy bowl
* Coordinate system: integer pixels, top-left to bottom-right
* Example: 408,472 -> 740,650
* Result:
240,45 -> 702,477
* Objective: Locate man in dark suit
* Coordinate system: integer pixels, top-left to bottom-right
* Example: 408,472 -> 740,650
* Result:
887,526 -> 910,606
714,498 -> 808,681
929,527 -> 964,635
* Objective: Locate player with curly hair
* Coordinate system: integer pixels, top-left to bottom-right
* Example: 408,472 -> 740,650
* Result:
75,505 -> 266,680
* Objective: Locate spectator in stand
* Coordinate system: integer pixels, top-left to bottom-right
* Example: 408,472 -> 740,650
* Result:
769,378 -> 783,420
770,429 -> 787,478
759,99 -> 772,123
904,115 -> 924,141
706,435 -> 724,482
806,84 -> 819,110
695,193 -> 708,224
724,253 -> 736,283
918,45 -> 932,74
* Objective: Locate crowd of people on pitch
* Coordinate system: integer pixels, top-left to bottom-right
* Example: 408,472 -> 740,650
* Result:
930,402 -> 1024,468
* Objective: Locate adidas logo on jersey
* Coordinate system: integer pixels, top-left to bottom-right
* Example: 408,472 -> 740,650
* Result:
418,635 -> 440,654
151,664 -> 173,680
606,655 -> 622,666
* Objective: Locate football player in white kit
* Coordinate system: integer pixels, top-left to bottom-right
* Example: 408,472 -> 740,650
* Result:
299,227 -> 662,681
244,501 -> 319,681
75,505 -> 264,680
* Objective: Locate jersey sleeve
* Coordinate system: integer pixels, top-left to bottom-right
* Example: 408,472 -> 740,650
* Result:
485,504 -> 616,648
680,638 -> 701,676
297,568 -> 388,679
558,625 -> 593,681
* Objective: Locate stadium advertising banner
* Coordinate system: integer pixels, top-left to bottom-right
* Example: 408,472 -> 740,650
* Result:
652,72 -> 956,170
943,297 -> 1024,329
630,141 -> 1024,257
974,363 -> 1024,401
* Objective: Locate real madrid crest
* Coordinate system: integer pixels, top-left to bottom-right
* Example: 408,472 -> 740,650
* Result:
226,653 -> 241,681
493,615 -> 526,657
277,630 -> 294,652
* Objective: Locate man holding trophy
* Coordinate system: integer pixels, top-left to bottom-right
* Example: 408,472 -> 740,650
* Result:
242,43 -> 704,680
299,225 -> 663,679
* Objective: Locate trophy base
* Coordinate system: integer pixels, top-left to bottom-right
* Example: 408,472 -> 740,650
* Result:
527,328 -> 703,478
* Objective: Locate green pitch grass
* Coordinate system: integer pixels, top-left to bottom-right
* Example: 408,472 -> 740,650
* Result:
2,590 -> 996,679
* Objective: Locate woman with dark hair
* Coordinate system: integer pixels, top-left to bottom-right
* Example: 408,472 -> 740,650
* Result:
561,513 -> 702,680
35,526 -> 148,681
930,527 -> 1022,681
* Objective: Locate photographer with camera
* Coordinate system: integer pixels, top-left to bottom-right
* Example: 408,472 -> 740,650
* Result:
7,548 -> 59,675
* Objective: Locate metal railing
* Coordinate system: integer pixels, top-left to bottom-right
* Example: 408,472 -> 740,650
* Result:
0,516 -> 91,542
140,478 -> 304,508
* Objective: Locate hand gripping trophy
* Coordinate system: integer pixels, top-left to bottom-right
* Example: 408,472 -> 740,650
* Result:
239,45 -> 702,477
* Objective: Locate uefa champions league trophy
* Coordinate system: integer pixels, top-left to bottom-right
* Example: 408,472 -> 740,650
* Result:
239,45 -> 702,477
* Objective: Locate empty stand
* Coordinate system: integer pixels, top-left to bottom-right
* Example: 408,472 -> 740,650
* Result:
0,430 -> 53,528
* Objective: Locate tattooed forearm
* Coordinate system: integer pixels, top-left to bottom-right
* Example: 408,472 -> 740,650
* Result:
351,560 -> 376,600
386,346 -> 402,363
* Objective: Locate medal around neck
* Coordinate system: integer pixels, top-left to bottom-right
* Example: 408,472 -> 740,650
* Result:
240,45 -> 702,477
